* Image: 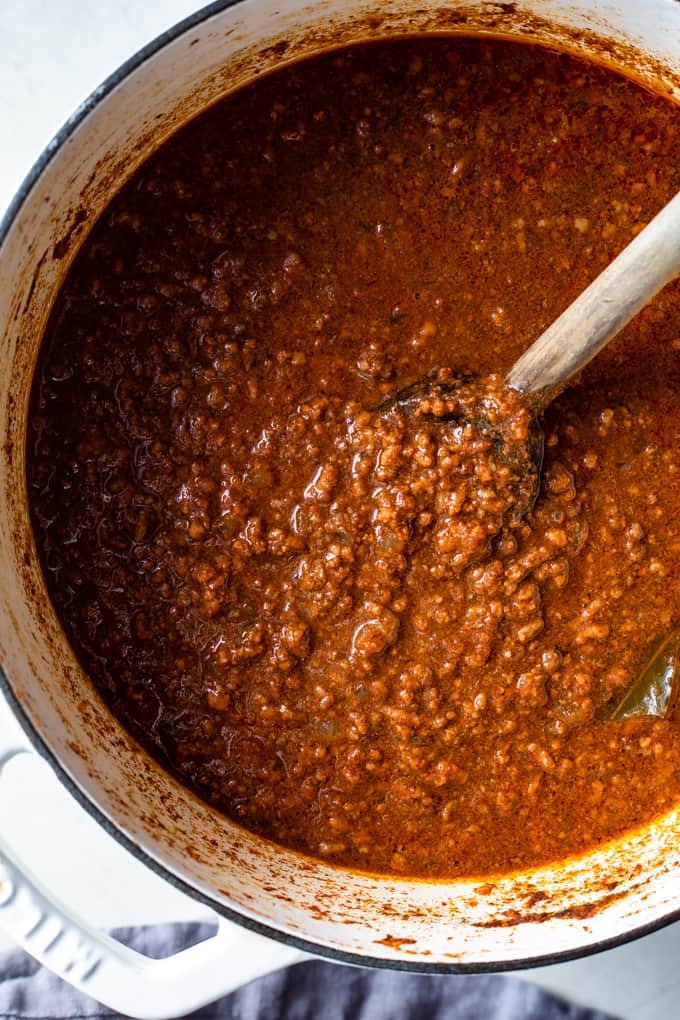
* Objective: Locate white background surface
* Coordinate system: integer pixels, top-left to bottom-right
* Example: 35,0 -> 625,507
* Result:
2,3 -> 680,1017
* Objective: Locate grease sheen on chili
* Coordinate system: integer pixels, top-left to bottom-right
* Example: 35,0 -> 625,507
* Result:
28,38 -> 680,878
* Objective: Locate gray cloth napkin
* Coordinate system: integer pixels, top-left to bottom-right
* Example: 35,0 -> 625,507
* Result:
0,922 -> 619,1020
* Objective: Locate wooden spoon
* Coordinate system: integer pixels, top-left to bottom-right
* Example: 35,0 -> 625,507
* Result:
382,189 -> 680,515
505,188 -> 680,406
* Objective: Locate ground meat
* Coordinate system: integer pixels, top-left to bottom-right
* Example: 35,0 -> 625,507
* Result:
27,37 -> 680,878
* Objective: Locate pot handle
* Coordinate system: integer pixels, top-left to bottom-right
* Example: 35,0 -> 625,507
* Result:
0,709 -> 306,1019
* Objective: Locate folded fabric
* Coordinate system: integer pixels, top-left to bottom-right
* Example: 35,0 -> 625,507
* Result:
0,922 -> 619,1020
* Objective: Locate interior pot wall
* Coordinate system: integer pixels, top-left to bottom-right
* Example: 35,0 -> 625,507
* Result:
2,0 -> 680,967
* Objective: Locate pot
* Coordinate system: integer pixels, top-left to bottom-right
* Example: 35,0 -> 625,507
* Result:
1,1 -> 679,1016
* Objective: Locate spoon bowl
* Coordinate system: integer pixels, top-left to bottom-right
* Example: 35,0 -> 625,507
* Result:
377,369 -> 544,522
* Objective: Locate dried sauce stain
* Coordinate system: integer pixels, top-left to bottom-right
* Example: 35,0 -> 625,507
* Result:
52,209 -> 88,261
471,893 -> 627,927
21,250 -> 49,316
522,890 -> 548,909
374,935 -> 418,950
26,37 -> 680,881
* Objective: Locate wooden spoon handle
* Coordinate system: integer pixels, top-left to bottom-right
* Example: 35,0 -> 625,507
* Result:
505,189 -> 680,405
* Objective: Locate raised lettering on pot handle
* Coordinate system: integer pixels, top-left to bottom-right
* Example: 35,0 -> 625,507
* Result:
0,701 -> 305,1019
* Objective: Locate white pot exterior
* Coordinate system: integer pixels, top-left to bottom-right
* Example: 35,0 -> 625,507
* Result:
1,0 -> 680,974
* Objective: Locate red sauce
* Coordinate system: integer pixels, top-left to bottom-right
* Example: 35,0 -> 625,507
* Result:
28,38 -> 680,877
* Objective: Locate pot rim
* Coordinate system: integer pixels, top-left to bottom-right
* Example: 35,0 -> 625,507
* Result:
3,0 -> 680,973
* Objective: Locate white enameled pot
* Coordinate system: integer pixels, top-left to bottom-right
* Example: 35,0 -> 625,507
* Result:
1,1 -> 680,1016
